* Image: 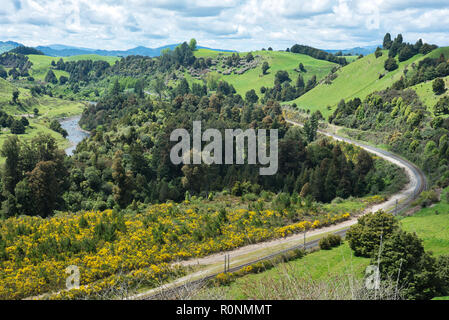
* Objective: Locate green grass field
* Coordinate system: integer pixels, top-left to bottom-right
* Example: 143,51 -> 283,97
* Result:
194,48 -> 233,58
288,47 -> 449,118
340,56 -> 359,63
225,242 -> 370,299
400,187 -> 449,256
0,78 -> 85,117
27,54 -> 119,81
194,49 -> 337,98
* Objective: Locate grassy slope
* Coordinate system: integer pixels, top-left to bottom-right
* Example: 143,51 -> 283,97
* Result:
411,75 -> 449,112
194,48 -> 232,58
224,187 -> 449,299
226,242 -> 370,299
290,47 -> 449,118
0,78 -> 85,161
340,56 -> 359,63
400,187 -> 449,256
194,49 -> 337,97
27,54 -> 119,81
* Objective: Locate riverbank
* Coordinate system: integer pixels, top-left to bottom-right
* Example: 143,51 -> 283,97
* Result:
59,115 -> 91,155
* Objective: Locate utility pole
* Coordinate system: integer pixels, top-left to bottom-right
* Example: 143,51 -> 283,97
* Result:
227,254 -> 230,272
395,199 -> 398,216
224,254 -> 227,273
303,230 -> 306,248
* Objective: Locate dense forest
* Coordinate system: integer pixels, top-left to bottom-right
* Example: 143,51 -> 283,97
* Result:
0,81 -> 401,218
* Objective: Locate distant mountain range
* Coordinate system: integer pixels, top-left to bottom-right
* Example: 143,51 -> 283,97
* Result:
0,41 -> 235,57
1,39 -> 379,58
34,44 -> 236,57
323,45 -> 380,56
0,41 -> 22,54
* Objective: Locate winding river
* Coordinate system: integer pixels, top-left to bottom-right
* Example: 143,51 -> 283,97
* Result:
59,115 -> 90,156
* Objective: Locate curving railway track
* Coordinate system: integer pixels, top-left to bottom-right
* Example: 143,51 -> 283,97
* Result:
135,120 -> 427,300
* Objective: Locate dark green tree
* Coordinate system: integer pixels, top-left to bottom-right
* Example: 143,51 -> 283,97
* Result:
305,75 -> 317,91
262,61 -> 270,75
275,70 -> 290,84
303,114 -> 318,143
245,89 -> 259,104
383,33 -> 392,49
1,136 -> 21,196
384,58 -> 398,71
59,75 -> 68,85
346,210 -> 399,257
12,89 -> 19,104
28,161 -> 59,217
295,74 -> 305,89
375,47 -> 383,58
175,78 -> 190,96
44,70 -> 58,84
376,230 -> 440,300
432,78 -> 446,95
10,120 -> 25,134
398,45 -> 414,62
134,79 -> 145,98
152,76 -> 166,100
434,96 -> 449,116
111,78 -> 121,95
189,38 -> 197,51
0,66 -> 7,79
112,150 -> 134,208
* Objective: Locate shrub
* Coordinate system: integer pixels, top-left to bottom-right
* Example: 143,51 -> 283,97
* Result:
384,58 -> 398,71
274,192 -> 291,210
376,230 -> 439,300
435,255 -> 449,296
319,234 -> 342,250
346,210 -> 399,257
432,78 -> 446,95
212,273 -> 233,286
412,190 -> 439,208
242,193 -> 258,202
260,190 -> 273,201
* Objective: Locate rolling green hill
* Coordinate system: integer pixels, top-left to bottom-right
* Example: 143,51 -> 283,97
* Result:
289,47 -> 449,118
194,48 -> 232,58
27,54 -> 119,81
0,78 -> 85,160
0,77 -> 84,117
194,49 -> 338,97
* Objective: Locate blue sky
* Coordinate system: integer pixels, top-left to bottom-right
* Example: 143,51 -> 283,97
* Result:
1,0 -> 449,51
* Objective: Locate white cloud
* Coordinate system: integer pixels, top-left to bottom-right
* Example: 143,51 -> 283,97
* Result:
0,0 -> 449,51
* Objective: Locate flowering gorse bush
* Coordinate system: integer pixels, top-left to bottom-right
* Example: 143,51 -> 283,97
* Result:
0,202 -> 351,299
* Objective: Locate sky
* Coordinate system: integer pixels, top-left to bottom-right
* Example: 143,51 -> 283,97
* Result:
1,0 -> 449,51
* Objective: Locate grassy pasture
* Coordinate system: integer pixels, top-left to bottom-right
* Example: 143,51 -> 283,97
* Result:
288,47 -> 449,118
194,49 -> 337,98
27,54 -> 119,81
